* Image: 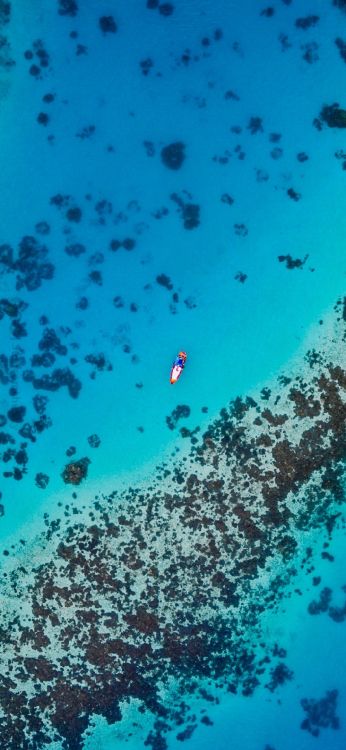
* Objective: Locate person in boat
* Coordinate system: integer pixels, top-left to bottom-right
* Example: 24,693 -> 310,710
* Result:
174,351 -> 186,368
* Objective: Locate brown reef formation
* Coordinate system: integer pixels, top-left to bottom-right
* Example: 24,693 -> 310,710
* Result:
0,299 -> 345,749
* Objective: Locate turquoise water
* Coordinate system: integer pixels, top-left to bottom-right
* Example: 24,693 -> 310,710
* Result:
0,1 -> 345,748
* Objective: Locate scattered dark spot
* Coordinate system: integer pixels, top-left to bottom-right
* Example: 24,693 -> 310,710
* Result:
166,404 -> 191,430
159,3 -> 174,15
35,472 -> 49,489
335,37 -> 346,63
260,7 -> 275,17
278,254 -> 308,269
113,296 -> 124,308
295,15 -> 319,30
89,270 -> 102,285
297,152 -> 308,162
170,193 -> 200,230
35,221 -> 50,235
224,90 -> 240,101
110,239 -> 122,252
32,368 -> 82,399
76,124 -> 95,140
319,103 -> 346,129
221,193 -> 234,206
66,206 -> 82,223
301,690 -> 339,736
235,272 -> 247,283
76,296 -> 88,310
234,223 -> 248,237
76,43 -> 87,55
247,116 -> 263,134
266,663 -> 293,692
62,457 -> 90,485
99,15 -> 117,33
156,274 -> 173,291
140,58 -> 154,76
7,406 -> 26,423
287,187 -> 301,202
301,42 -> 319,64
29,64 -> 41,77
37,112 -> 49,126
184,296 -> 197,309
88,434 -> 101,448
143,140 -> 155,156
270,147 -> 283,160
123,238 -> 136,251
58,0 -> 78,17
161,142 -> 185,170
85,353 -> 112,374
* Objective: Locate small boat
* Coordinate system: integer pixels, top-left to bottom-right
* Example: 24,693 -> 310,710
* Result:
170,351 -> 187,384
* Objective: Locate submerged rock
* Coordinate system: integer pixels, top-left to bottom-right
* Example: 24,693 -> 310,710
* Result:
161,141 -> 185,170
301,689 -> 339,736
62,457 -> 90,485
87,433 -> 101,448
99,15 -> 117,33
35,472 -> 49,489
320,103 -> 346,128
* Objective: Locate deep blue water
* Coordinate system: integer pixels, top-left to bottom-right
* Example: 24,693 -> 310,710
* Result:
0,1 -> 345,748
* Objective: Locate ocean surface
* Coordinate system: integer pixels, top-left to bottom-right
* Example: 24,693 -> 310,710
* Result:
0,0 -> 345,748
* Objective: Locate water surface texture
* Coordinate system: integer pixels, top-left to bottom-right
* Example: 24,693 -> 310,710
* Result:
0,1 -> 345,749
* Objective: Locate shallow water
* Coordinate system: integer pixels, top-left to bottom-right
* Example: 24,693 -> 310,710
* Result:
0,1 -> 345,749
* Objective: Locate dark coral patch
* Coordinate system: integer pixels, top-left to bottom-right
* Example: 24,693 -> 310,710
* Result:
7,406 -> 26,423
234,223 -> 248,237
247,116 -> 263,134
35,472 -> 50,489
266,663 -> 293,691
65,243 -> 86,257
319,103 -> 346,128
87,434 -> 101,448
62,456 -> 90,484
66,206 -> 82,223
156,273 -> 173,290
295,15 -> 319,29
99,15 -> 117,33
278,254 -> 308,269
297,151 -> 308,162
159,3 -> 174,15
335,37 -> 346,63
32,368 -> 82,398
221,193 -> 234,205
301,690 -> 339,736
58,0 -> 78,16
166,404 -> 191,430
161,142 -> 185,170
170,193 -> 200,229
35,220 -> 50,235
260,7 -> 275,17
301,42 -> 319,64
333,0 -> 346,13
123,237 -> 136,250
287,187 -> 301,201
